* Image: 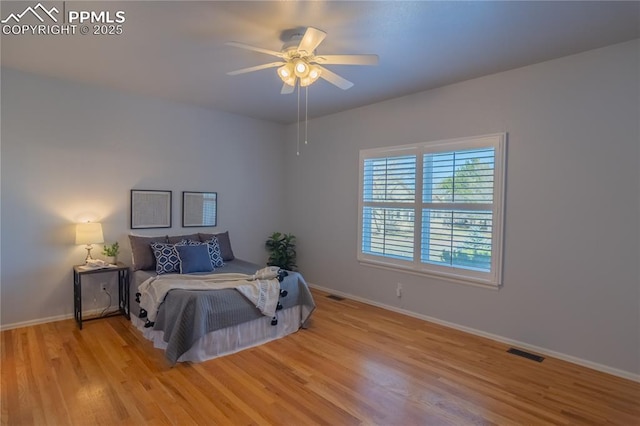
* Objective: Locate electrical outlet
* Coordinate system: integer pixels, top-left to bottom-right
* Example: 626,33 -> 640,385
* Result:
396,283 -> 402,298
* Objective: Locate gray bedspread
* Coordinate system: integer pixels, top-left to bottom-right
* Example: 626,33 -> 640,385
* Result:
137,260 -> 315,364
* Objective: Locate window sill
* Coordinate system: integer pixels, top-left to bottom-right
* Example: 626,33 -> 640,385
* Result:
358,259 -> 502,290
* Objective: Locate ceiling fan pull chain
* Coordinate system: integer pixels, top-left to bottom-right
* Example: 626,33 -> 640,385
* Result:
305,86 -> 309,145
297,82 -> 300,156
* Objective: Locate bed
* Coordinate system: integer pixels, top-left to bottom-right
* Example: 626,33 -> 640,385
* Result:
128,232 -> 315,364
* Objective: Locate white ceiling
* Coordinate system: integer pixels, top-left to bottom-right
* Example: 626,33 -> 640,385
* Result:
2,1 -> 639,124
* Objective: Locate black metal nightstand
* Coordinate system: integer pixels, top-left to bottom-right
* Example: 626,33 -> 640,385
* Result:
73,263 -> 130,329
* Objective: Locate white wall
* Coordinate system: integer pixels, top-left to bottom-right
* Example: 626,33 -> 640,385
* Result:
285,40 -> 640,376
1,68 -> 287,327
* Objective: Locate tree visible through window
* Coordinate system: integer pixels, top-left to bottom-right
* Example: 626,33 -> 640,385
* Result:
358,134 -> 506,287
422,149 -> 495,272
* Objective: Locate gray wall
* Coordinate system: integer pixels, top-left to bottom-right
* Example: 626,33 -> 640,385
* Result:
1,68 -> 287,326
2,40 -> 638,378
285,40 -> 640,375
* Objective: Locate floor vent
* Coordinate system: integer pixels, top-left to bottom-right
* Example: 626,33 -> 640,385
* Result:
326,294 -> 345,301
507,348 -> 545,362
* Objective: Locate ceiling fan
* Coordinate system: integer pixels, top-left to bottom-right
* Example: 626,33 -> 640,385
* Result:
226,27 -> 378,94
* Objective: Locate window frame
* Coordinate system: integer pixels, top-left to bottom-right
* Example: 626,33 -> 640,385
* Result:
357,133 -> 507,288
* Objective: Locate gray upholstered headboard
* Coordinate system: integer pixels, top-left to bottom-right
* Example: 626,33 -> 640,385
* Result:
128,231 -> 235,271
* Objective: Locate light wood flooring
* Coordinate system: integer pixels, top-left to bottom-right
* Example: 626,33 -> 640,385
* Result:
2,288 -> 639,425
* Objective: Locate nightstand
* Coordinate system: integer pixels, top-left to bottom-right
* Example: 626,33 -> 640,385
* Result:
73,263 -> 130,329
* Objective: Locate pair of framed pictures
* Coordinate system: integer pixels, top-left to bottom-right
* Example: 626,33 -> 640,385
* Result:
130,190 -> 217,229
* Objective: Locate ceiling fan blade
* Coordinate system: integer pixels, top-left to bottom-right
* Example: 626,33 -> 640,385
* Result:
226,42 -> 284,58
297,27 -> 327,55
317,66 -> 354,90
227,62 -> 284,76
314,54 -> 379,66
281,83 -> 295,95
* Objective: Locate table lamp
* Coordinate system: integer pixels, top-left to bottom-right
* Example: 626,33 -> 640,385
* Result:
75,222 -> 104,263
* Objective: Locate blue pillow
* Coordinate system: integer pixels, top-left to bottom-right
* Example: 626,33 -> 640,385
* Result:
175,244 -> 214,274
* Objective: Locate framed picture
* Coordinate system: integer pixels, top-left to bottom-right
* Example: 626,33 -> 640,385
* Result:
182,191 -> 217,227
130,190 -> 172,229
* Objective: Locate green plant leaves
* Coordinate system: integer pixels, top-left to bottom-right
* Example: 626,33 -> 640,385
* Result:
265,232 -> 297,271
102,242 -> 120,257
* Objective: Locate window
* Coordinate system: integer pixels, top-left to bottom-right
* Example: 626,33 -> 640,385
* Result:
358,134 -> 506,288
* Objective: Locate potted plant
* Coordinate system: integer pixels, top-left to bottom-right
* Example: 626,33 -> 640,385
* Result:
102,242 -> 120,265
265,232 -> 297,271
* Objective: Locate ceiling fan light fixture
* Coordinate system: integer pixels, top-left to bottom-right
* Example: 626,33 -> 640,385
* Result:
282,75 -> 297,87
300,65 -> 321,87
299,78 -> 312,87
277,62 -> 294,79
293,59 -> 309,78
227,26 -> 379,155
227,26 -> 378,93
278,68 -> 290,78
309,66 -> 320,79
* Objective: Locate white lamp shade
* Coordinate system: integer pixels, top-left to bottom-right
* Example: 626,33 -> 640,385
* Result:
75,222 -> 104,245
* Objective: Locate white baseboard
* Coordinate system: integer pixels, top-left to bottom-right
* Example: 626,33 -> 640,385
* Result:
1,313 -> 73,331
0,308 -> 117,331
309,283 -> 640,383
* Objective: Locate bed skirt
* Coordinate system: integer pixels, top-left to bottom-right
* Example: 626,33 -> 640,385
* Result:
132,306 -> 304,363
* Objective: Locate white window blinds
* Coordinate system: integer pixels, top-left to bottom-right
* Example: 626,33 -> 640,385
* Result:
358,134 -> 506,288
362,155 -> 416,260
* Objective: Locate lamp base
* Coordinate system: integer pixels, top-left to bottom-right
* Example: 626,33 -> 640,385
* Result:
84,245 -> 94,264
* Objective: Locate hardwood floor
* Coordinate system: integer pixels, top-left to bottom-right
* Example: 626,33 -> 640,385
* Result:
2,288 -> 639,425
